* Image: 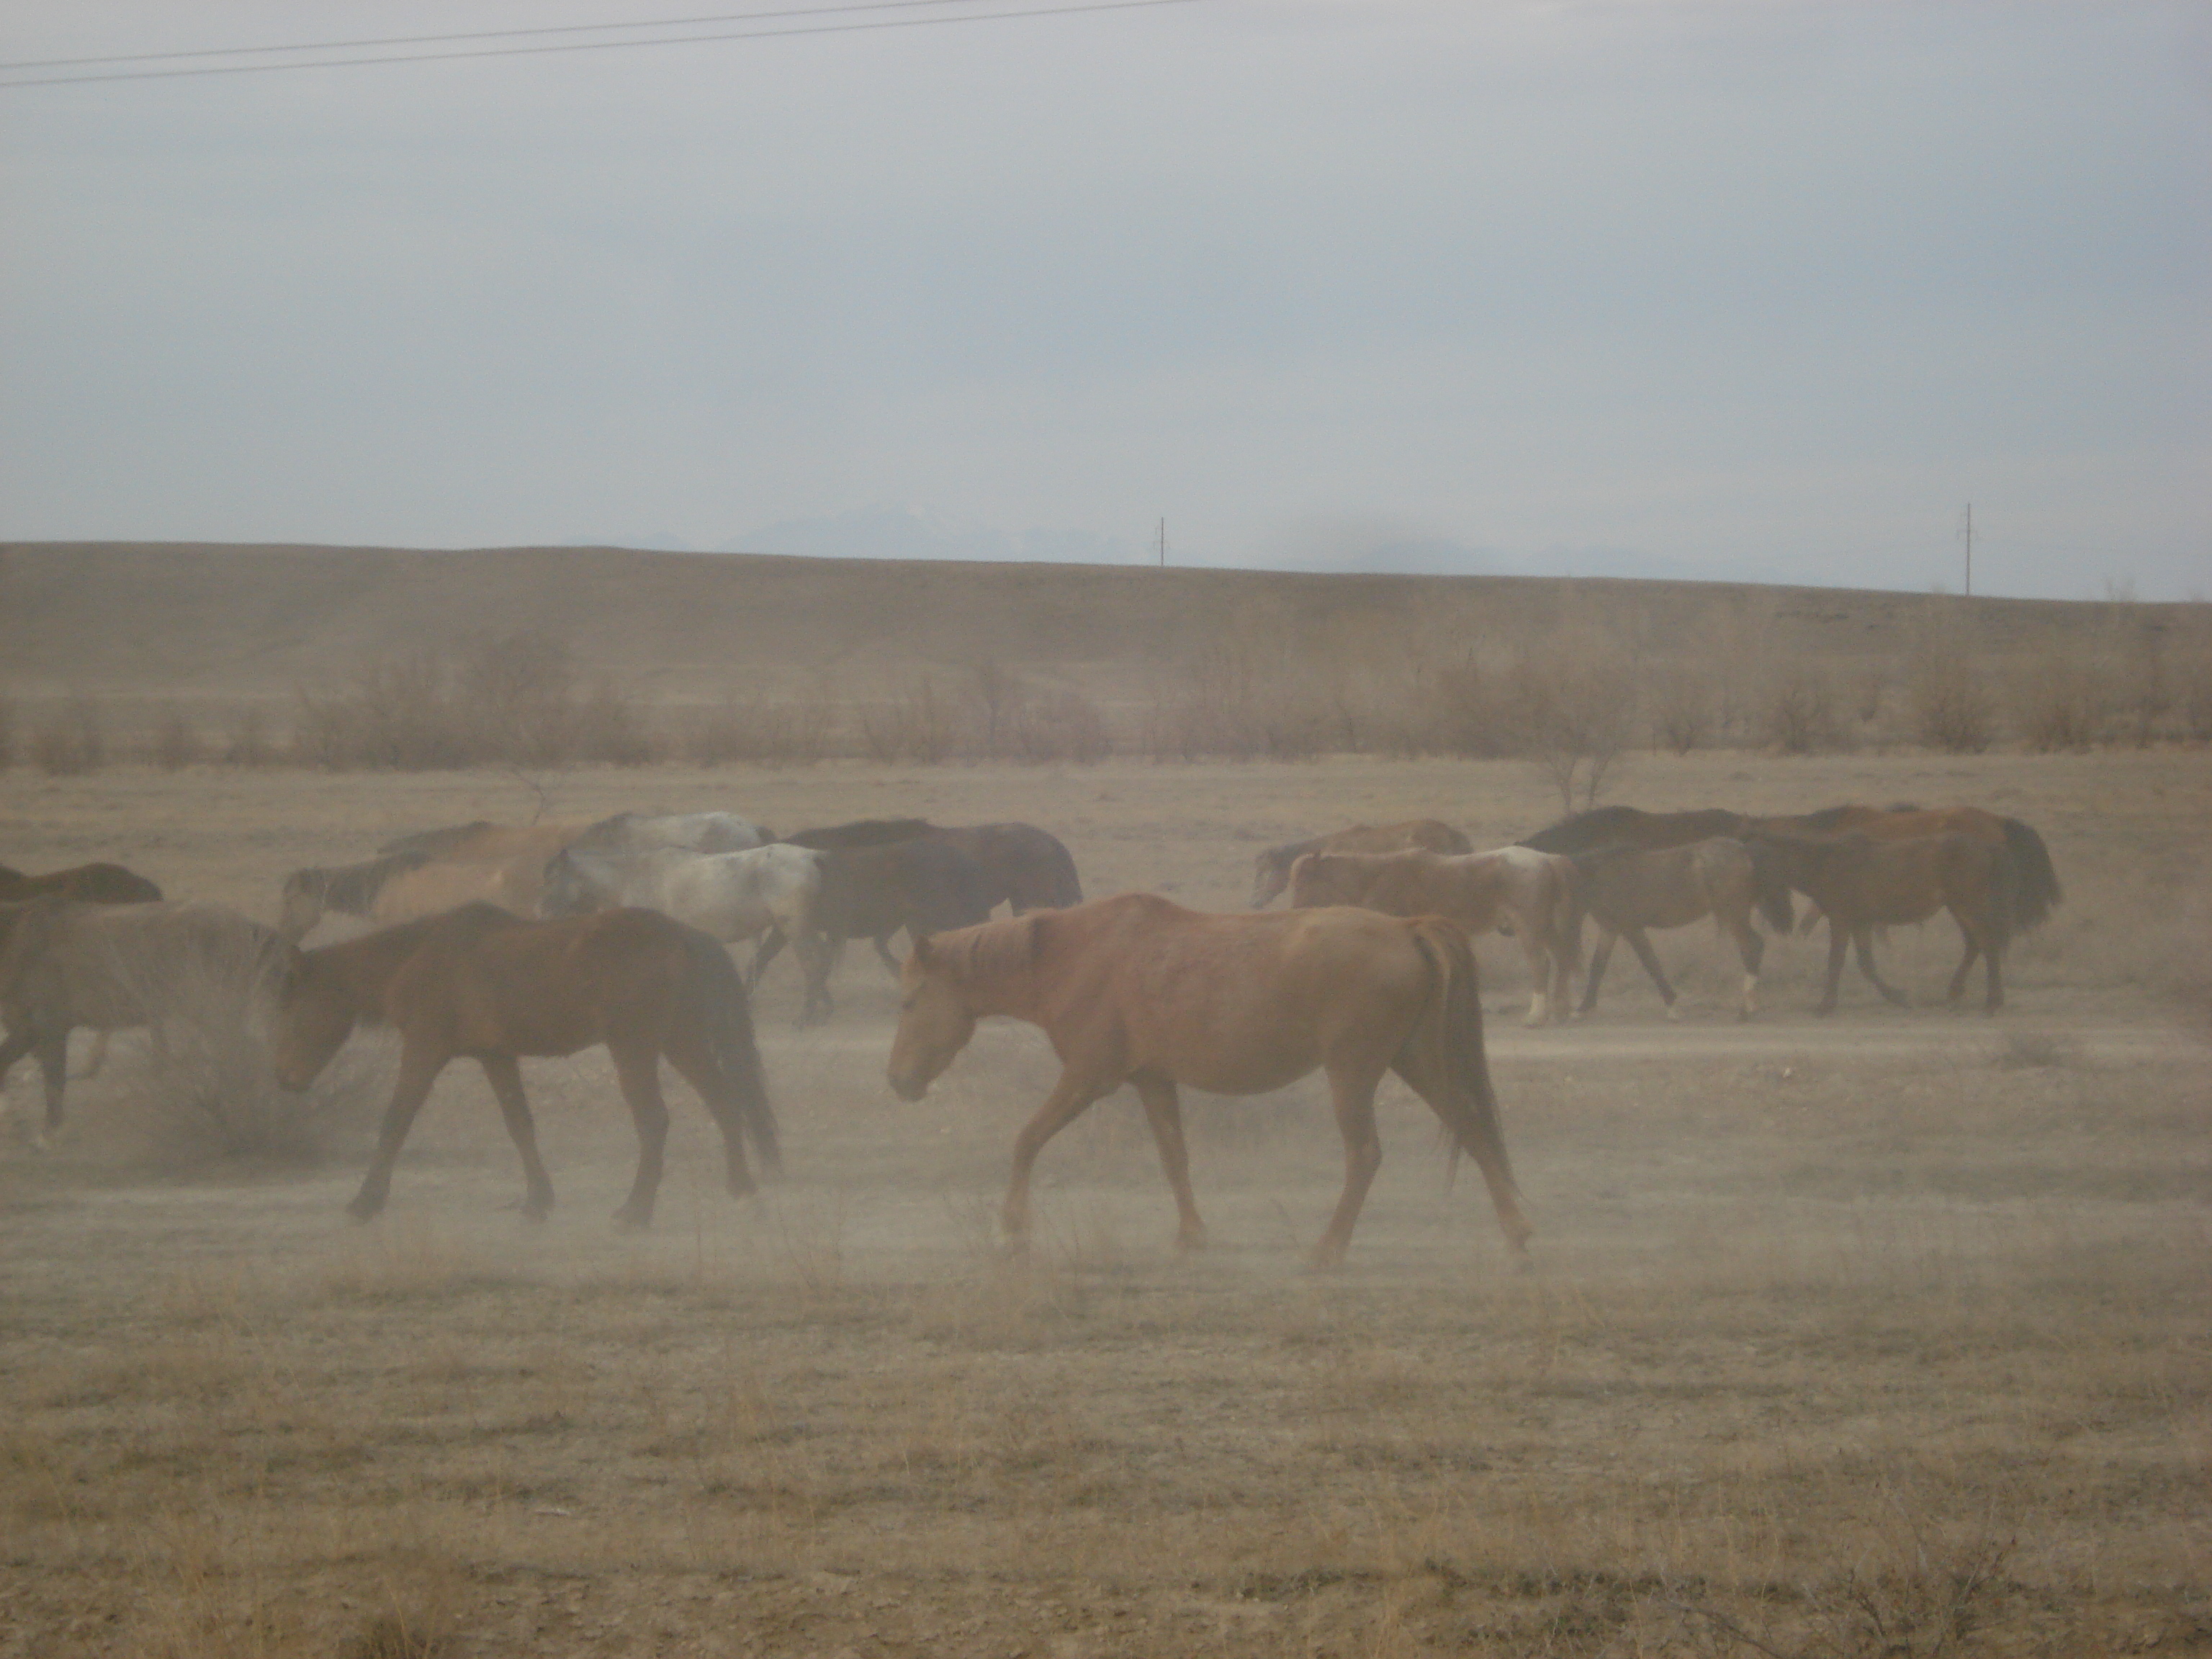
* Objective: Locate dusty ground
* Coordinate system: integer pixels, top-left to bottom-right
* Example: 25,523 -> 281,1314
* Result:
1,750 -> 2208,1657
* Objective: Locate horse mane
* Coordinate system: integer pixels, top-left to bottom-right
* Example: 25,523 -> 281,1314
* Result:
782,818 -> 935,850
328,851 -> 432,912
1794,805 -> 1865,830
931,913 -> 1040,987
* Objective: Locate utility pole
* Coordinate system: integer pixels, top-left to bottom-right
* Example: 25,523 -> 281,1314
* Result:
1960,503 -> 1974,597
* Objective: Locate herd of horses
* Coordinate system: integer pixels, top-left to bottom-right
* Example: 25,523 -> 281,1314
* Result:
0,795 -> 2062,1265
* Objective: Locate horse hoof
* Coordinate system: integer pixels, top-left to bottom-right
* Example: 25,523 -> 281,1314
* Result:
612,1205 -> 653,1231
345,1197 -> 384,1223
1664,1004 -> 1683,1023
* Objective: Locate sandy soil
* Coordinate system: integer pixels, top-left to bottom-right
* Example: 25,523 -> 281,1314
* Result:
1,750 -> 2208,1656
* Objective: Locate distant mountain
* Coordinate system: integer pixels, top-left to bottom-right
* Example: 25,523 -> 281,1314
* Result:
725,506 -> 1136,567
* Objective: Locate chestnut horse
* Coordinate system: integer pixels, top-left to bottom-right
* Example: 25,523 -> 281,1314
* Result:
1568,838 -> 1794,1020
1286,846 -> 1579,1025
1249,819 -> 1471,908
1756,805 -> 2062,932
272,903 -> 777,1226
1743,830 -> 2015,1013
886,893 -> 1529,1268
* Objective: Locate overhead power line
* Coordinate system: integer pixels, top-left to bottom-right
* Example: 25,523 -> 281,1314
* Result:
0,0 -> 1196,89
0,0 -> 1004,71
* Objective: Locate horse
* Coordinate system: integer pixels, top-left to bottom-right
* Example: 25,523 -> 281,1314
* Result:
1249,820 -> 1472,908
0,862 -> 165,904
375,822 -> 587,862
781,819 -> 1082,914
0,863 -> 167,1076
271,903 -> 778,1226
540,843 -> 826,1020
1568,839 -> 1794,1020
277,850 -> 433,940
567,811 -> 770,855
0,899 -> 295,1149
1742,830 -> 2015,1013
1753,805 -> 2062,932
760,840 -> 998,1023
886,893 -> 1529,1268
1518,806 -> 1750,857
1287,846 -> 1579,1025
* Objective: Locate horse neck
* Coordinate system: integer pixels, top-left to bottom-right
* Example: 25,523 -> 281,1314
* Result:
318,920 -> 436,1008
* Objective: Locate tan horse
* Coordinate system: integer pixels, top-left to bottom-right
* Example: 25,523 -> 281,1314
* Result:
1249,819 -> 1470,908
272,903 -> 777,1226
370,859 -> 546,926
1754,805 -> 2062,933
1287,846 -> 1579,1025
886,893 -> 1529,1268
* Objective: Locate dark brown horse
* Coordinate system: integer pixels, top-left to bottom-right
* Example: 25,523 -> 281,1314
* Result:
1744,830 -> 2015,1013
276,850 -> 433,940
887,893 -> 1529,1268
1754,805 -> 2062,930
1518,806 -> 1749,857
1250,819 -> 1472,908
0,862 -> 164,904
1569,839 -> 1794,1020
781,819 -> 1081,914
271,903 -> 777,1226
0,899 -> 294,1148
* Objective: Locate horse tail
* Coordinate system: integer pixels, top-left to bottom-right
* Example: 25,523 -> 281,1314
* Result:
1048,840 -> 1084,907
1984,842 -> 2019,956
1744,840 -> 1794,935
1998,817 -> 2061,930
680,927 -> 780,1174
1403,918 -> 1517,1202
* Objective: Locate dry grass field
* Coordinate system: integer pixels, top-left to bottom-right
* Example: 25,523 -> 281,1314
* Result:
1,747 -> 2208,1658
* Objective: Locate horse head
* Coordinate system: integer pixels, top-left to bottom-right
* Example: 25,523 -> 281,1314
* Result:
1249,847 -> 1295,909
537,848 -> 608,917
269,950 -> 356,1091
886,933 -> 979,1102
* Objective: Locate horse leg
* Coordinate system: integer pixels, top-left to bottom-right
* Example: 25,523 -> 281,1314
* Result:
478,1054 -> 555,1221
0,1025 -> 35,1142
1516,924 -> 1553,1026
1577,927 -> 1617,1017
662,1029 -> 755,1200
1002,1068 -> 1110,1251
73,1028 -> 110,1082
1310,1059 -> 1388,1271
1390,1045 -> 1532,1263
349,1046 -> 448,1221
1622,927 -> 1678,1020
1817,922 -> 1848,1015
1130,1071 -> 1206,1251
30,1029 -> 68,1151
1728,912 -> 1765,1020
1854,927 -> 1910,1007
1946,919 -> 1981,1007
609,1043 -> 672,1229
747,927 -> 784,989
796,932 -> 835,1027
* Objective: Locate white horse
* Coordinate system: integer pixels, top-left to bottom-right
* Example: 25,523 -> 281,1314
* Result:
539,844 -> 820,949
1287,844 -> 1581,1025
569,811 -> 768,856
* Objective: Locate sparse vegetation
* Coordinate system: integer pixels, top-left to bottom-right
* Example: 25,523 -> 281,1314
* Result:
30,696 -> 106,775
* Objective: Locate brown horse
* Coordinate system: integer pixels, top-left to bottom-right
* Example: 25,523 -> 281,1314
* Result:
886,893 -> 1529,1268
0,862 -> 164,904
1569,838 -> 1794,1020
1249,820 -> 1472,909
1286,846 -> 1579,1025
0,899 -> 295,1148
1754,805 -> 2062,931
1744,830 -> 2015,1013
271,903 -> 777,1226
377,822 -> 587,862
1519,806 -> 1749,857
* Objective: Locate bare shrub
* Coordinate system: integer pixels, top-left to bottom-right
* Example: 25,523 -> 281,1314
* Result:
148,706 -> 203,770
572,676 -> 655,765
1760,667 -> 1849,754
2110,629 -> 2171,748
2182,638 -> 2212,743
1903,606 -> 1994,753
2011,644 -> 2108,752
220,706 -> 277,768
860,677 -> 957,765
688,695 -> 827,766
1010,688 -> 1112,764
966,659 -> 1029,759
31,698 -> 106,775
1530,638 -> 1637,810
1646,665 -> 1712,755
0,697 -> 14,771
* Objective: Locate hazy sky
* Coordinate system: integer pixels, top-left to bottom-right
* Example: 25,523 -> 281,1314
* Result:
2,1 -> 2206,598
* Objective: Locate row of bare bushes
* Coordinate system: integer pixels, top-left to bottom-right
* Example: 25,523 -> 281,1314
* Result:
8,607 -> 2210,776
